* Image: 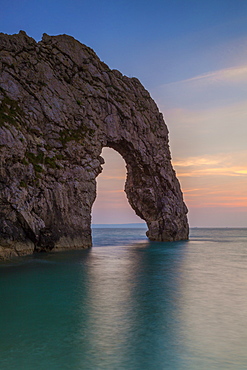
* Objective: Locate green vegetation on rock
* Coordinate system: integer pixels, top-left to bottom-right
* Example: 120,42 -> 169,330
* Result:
0,95 -> 25,128
59,126 -> 95,146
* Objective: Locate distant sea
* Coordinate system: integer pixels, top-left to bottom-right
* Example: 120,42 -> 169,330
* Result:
1,227 -> 247,369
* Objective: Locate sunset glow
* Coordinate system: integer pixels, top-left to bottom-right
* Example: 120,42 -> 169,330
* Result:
92,148 -> 143,224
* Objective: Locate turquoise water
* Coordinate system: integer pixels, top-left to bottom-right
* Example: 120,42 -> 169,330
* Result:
1,228 -> 247,369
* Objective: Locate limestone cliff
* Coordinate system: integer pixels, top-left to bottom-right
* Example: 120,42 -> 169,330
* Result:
0,31 -> 189,259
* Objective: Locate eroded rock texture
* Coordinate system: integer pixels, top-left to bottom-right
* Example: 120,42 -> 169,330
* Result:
0,31 -> 189,259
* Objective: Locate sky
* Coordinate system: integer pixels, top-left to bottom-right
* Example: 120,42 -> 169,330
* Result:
1,0 -> 247,227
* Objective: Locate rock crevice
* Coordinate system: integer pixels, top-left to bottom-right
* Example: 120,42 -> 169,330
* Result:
0,31 -> 189,259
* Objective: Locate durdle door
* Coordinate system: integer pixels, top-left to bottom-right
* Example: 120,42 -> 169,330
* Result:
0,31 -> 189,259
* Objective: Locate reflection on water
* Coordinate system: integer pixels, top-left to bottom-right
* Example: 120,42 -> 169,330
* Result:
81,241 -> 187,369
82,245 -> 136,367
0,228 -> 247,369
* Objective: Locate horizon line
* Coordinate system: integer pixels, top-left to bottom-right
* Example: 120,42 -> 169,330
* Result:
92,223 -> 246,228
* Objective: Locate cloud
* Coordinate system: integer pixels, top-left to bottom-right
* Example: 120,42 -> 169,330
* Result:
173,151 -> 247,175
165,64 -> 247,87
173,156 -> 223,168
152,62 -> 247,115
175,164 -> 247,178
172,151 -> 247,209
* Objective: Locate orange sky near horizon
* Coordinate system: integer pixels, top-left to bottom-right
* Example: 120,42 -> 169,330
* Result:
92,146 -> 247,227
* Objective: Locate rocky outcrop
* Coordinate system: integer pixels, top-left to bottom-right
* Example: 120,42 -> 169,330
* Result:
0,31 -> 189,259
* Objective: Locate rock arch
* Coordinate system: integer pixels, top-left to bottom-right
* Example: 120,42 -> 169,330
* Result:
0,31 -> 188,258
102,137 -> 188,242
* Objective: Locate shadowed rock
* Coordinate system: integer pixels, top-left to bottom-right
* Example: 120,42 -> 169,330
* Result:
0,31 -> 189,259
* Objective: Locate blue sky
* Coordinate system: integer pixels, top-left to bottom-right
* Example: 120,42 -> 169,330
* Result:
2,0 -> 246,84
1,0 -> 247,226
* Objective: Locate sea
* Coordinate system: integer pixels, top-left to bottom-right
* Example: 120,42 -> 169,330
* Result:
0,227 -> 247,370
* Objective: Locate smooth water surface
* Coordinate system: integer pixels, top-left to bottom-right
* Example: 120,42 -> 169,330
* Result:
1,228 -> 247,369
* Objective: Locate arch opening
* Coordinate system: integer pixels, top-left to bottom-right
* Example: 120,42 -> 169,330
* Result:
92,147 -> 146,226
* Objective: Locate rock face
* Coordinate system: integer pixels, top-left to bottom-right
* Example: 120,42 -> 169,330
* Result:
0,31 -> 189,259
